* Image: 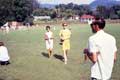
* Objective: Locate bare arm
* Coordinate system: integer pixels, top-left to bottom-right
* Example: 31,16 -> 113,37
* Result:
50,33 -> 54,39
87,53 -> 98,64
84,49 -> 98,64
114,52 -> 117,63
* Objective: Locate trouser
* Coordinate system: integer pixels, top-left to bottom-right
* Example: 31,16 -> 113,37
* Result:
91,77 -> 111,80
0,61 -> 10,65
91,77 -> 98,80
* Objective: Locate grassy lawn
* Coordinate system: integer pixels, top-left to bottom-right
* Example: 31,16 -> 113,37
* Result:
0,23 -> 120,80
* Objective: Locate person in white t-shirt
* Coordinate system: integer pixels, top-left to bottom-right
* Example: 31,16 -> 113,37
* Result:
4,22 -> 10,33
44,26 -> 54,58
84,18 -> 117,80
5,26 -> 10,33
0,42 -> 10,65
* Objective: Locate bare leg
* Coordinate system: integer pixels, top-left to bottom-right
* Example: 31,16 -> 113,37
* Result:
84,54 -> 88,61
49,49 -> 53,57
63,50 -> 68,64
48,49 -> 51,58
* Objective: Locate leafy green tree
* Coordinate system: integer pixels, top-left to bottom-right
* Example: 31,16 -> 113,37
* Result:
110,13 -> 119,19
111,5 -> 120,19
54,3 -> 93,19
0,0 -> 38,26
0,0 -> 14,26
117,10 -> 120,18
12,0 -> 34,22
33,8 -> 52,16
96,5 -> 108,18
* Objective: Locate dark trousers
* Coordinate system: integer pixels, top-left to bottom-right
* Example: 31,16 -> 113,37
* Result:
0,61 -> 10,65
91,77 -> 98,80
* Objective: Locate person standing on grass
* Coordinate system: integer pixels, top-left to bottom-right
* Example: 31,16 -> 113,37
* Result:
44,26 -> 54,58
4,22 -> 10,33
59,23 -> 71,64
84,18 -> 117,80
0,42 -> 10,65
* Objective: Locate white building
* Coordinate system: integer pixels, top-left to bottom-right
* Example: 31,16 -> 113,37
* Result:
80,14 -> 95,23
34,16 -> 51,21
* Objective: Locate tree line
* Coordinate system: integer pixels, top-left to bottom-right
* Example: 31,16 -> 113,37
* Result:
0,0 -> 39,26
0,1 -> 120,26
33,3 -> 120,20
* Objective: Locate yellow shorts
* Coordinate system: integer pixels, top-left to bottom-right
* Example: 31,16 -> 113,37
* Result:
62,39 -> 70,51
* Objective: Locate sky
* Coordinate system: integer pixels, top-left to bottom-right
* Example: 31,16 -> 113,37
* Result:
37,0 -> 95,4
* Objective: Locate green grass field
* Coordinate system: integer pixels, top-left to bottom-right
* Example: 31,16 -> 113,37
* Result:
0,23 -> 120,80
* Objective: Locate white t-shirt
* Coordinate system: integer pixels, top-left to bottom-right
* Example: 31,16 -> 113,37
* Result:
0,46 -> 10,61
88,30 -> 117,80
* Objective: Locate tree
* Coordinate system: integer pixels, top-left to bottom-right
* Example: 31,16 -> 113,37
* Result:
117,10 -> 120,18
50,11 -> 57,19
110,13 -> 119,19
33,8 -> 52,16
96,5 -> 108,18
0,0 -> 38,26
0,0 -> 14,26
66,3 -> 74,9
12,0 -> 34,22
112,5 -> 120,14
55,3 -> 93,19
111,5 -> 120,19
79,5 -> 92,15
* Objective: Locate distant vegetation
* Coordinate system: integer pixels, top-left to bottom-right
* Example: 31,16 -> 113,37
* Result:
34,2 -> 120,20
0,0 -> 120,26
0,0 -> 39,26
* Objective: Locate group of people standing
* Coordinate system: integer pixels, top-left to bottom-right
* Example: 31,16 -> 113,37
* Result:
0,17 -> 118,80
44,23 -> 71,64
44,18 -> 117,80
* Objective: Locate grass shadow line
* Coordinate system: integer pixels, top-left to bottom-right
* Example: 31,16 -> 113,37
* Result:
53,54 -> 64,62
41,52 -> 49,58
0,78 -> 4,80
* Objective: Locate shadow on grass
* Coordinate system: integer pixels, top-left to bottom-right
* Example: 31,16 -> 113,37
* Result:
0,78 -> 4,80
41,52 -> 49,58
53,54 -> 64,62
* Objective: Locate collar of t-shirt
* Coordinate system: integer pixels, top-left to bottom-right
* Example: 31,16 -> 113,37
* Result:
96,30 -> 104,35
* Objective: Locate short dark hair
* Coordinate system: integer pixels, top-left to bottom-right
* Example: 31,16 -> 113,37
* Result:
46,26 -> 50,30
0,42 -> 4,46
62,23 -> 67,26
91,18 -> 106,29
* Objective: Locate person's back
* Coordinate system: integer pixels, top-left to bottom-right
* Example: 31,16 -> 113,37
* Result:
0,42 -> 10,65
0,46 -> 10,61
89,30 -> 117,79
84,18 -> 117,80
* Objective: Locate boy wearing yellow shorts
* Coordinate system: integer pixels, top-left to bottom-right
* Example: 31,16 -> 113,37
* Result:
59,23 -> 71,64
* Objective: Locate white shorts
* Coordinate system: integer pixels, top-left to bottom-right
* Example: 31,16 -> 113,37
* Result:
45,40 -> 53,49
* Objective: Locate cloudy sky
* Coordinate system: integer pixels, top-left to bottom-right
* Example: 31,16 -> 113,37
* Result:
37,0 -> 95,4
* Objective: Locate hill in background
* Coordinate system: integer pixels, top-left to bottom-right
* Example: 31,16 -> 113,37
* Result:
90,0 -> 120,9
40,0 -> 120,9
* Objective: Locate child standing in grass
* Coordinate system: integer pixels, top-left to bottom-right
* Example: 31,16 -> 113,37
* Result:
44,26 -> 54,58
59,23 -> 71,64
